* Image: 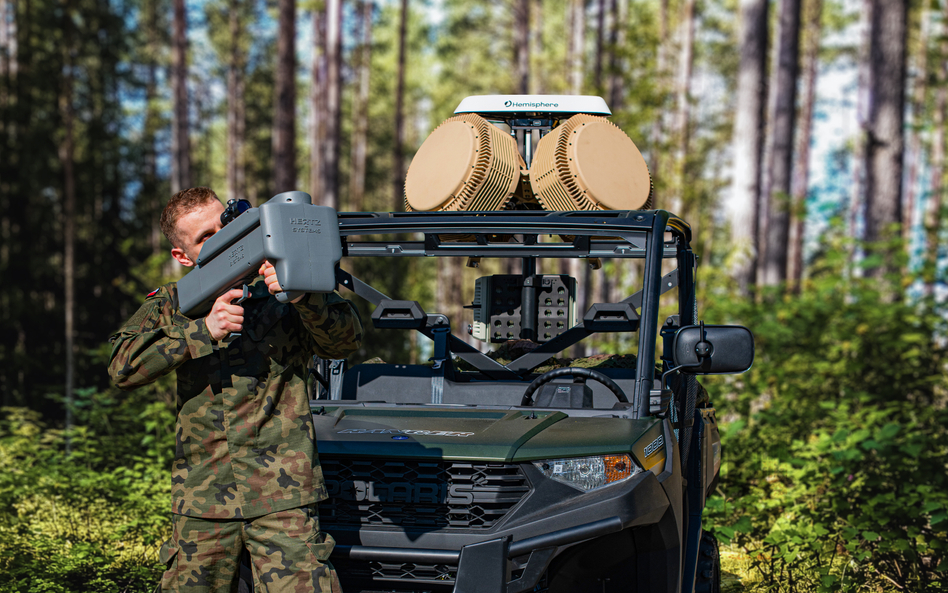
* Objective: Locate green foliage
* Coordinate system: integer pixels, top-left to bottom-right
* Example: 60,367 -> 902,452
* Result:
0,396 -> 174,592
700,239 -> 948,592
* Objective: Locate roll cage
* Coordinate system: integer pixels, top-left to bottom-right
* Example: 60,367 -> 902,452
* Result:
330,208 -> 696,420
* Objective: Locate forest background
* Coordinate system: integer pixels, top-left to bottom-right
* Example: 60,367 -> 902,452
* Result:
0,0 -> 947,591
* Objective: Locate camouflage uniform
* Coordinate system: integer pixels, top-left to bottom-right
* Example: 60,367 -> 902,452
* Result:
109,278 -> 362,592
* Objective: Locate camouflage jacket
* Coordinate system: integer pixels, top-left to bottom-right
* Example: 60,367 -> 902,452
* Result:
108,279 -> 363,519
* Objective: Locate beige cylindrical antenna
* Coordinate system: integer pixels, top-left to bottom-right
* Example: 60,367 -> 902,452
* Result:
405,113 -> 525,212
530,114 -> 652,211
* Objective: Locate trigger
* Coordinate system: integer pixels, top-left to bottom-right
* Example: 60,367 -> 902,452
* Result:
235,284 -> 250,305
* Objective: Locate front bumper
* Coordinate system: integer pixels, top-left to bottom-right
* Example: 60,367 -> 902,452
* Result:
325,423 -> 681,593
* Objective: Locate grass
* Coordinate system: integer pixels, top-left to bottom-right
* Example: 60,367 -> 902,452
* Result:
721,543 -> 760,592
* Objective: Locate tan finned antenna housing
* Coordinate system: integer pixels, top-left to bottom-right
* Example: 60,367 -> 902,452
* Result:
530,114 -> 652,211
405,96 -> 652,212
404,113 -> 526,212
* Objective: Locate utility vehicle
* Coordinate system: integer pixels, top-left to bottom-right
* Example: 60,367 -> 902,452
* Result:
265,96 -> 752,593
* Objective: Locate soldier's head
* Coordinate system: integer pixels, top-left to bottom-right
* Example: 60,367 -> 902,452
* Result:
161,187 -> 226,267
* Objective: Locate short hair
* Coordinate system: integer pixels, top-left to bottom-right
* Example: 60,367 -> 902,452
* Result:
160,187 -> 220,249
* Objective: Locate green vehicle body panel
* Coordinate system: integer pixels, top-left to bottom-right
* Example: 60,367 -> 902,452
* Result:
314,406 -> 668,472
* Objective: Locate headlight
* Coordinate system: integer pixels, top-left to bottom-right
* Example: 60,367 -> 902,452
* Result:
533,454 -> 642,492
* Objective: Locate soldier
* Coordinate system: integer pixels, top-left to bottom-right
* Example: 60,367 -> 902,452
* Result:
108,187 -> 362,592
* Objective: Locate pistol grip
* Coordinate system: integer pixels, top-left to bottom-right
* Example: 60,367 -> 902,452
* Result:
221,284 -> 251,344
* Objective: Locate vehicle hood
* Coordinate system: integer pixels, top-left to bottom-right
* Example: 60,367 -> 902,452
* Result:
312,405 -> 663,463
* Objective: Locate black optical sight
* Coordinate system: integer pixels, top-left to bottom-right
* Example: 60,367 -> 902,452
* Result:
220,198 -> 252,226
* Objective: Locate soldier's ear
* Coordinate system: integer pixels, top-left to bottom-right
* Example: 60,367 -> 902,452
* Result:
171,246 -> 195,267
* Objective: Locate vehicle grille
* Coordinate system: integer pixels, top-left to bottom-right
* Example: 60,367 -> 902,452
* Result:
332,557 -> 457,587
320,458 -> 530,530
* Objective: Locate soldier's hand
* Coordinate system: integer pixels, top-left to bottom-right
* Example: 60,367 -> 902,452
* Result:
206,288 -> 245,341
259,261 -> 304,303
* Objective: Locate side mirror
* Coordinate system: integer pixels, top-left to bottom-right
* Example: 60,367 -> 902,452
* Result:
672,323 -> 754,374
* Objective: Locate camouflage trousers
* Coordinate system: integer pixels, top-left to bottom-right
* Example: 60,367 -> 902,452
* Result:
159,505 -> 342,593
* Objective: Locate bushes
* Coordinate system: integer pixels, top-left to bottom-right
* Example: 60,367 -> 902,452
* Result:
4,236 -> 947,591
701,248 -> 948,591
0,396 -> 173,592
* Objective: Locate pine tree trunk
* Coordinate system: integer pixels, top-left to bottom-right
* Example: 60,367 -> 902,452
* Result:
925,30 -> 947,297
727,0 -> 768,294
436,258 -> 446,328
171,0 -> 190,194
310,6 -> 326,203
903,5 -> 930,245
788,0 -> 823,288
324,0 -> 341,209
143,0 -> 162,252
60,6 -> 76,450
350,0 -> 372,212
759,0 -> 802,287
594,0 -> 605,90
194,83 -> 204,181
227,0 -> 246,203
849,0 -> 872,249
863,0 -> 907,281
532,0 -> 543,93
2,0 -> 25,407
272,0 -> 297,194
515,0 -> 530,94
0,0 -> 7,82
647,0 -> 667,177
236,65 -> 246,203
227,0 -> 245,200
608,0 -> 627,110
669,0 -> 697,216
0,0 -> 13,405
569,0 -> 584,95
393,0 -> 408,211
0,0 -> 15,115
452,258 -> 467,345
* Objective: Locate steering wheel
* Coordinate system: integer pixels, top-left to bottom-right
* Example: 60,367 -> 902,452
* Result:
521,367 -> 629,407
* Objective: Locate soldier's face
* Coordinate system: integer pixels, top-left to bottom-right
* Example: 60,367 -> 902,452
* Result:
170,200 -> 226,267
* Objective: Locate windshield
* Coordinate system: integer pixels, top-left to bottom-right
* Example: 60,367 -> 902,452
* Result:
325,210 -> 692,417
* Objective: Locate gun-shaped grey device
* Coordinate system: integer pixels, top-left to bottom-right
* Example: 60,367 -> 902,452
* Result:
177,191 -> 341,318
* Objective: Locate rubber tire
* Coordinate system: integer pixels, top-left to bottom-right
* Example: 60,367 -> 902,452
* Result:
693,532 -> 721,593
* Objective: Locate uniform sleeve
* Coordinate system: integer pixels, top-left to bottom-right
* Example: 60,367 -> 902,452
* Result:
108,290 -> 217,390
293,291 -> 364,360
